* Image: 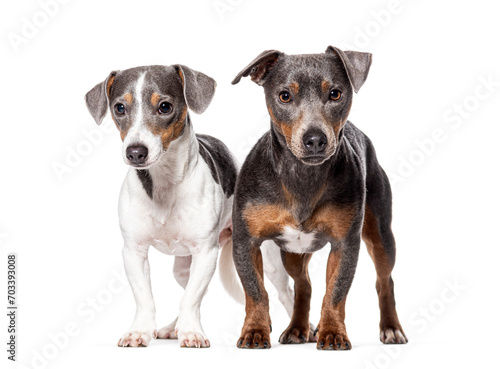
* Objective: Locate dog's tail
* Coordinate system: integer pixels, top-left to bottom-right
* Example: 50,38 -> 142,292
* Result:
219,235 -> 245,304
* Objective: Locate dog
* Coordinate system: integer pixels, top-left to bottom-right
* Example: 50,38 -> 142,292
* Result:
230,46 -> 408,350
85,65 -> 242,348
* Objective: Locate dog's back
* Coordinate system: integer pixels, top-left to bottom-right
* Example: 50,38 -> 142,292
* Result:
197,134 -> 238,198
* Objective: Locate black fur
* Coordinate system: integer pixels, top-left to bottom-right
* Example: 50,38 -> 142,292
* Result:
231,48 -> 383,304
232,122 -> 372,302
231,46 -> 407,349
197,134 -> 238,198
136,169 -> 153,199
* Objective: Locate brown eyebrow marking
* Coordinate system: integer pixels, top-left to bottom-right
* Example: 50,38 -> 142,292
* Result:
124,93 -> 133,104
148,106 -> 188,150
290,82 -> 299,94
321,80 -> 330,93
151,92 -> 160,106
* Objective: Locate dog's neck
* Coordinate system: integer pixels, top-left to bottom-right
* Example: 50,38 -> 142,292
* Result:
147,116 -> 199,191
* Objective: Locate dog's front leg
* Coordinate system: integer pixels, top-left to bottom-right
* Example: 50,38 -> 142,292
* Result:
175,244 -> 218,348
117,245 -> 157,347
316,238 -> 361,351
233,236 -> 271,349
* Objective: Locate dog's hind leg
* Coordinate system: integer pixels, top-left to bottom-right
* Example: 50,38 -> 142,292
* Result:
278,251 -> 314,344
261,241 -> 294,316
157,256 -> 191,340
363,144 -> 408,344
261,241 -> 316,342
173,255 -> 191,288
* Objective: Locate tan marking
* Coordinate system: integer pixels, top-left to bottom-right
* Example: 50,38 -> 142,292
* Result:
304,203 -> 356,239
150,92 -> 160,107
106,75 -> 115,96
362,207 -> 393,273
321,80 -> 330,93
246,188 -> 347,240
290,82 -> 299,95
362,206 -> 406,339
243,203 -> 296,238
267,105 -> 303,149
124,93 -> 133,104
149,106 -> 188,150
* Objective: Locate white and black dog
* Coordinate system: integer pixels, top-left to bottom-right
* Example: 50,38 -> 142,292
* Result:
85,65 -> 242,348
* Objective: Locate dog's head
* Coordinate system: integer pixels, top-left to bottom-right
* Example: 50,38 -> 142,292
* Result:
85,65 -> 216,168
232,46 -> 371,165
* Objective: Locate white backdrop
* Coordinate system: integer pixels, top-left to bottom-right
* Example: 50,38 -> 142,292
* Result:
1,0 -> 499,368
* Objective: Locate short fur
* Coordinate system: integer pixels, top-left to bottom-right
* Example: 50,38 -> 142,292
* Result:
231,46 -> 407,350
85,65 -> 241,349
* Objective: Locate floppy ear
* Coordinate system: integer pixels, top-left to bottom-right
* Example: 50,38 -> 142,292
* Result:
174,65 -> 216,114
84,71 -> 117,125
326,46 -> 372,93
231,50 -> 284,86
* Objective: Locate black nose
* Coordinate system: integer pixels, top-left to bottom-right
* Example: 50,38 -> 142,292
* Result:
126,145 -> 148,165
302,130 -> 327,155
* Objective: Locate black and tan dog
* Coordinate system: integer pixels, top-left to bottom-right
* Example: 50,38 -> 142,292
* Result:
231,46 -> 407,350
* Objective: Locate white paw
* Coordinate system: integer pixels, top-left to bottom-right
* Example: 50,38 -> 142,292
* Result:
380,328 -> 408,344
177,330 -> 210,348
157,324 -> 177,339
117,330 -> 157,347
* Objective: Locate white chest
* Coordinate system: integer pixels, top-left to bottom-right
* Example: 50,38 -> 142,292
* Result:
144,190 -> 222,255
280,226 -> 317,253
119,173 -> 223,256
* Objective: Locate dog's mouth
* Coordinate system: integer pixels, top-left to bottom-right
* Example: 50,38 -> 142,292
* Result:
127,162 -> 152,169
299,155 -> 329,165
294,146 -> 337,166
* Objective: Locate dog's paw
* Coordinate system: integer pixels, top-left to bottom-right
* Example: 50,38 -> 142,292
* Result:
157,324 -> 177,339
315,328 -> 351,350
279,324 -> 310,344
117,330 -> 157,347
177,330 -> 210,348
308,323 -> 318,342
380,327 -> 408,344
237,328 -> 271,349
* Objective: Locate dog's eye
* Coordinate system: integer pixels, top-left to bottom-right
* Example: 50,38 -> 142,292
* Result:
279,91 -> 292,103
330,89 -> 342,101
114,103 -> 125,114
158,102 -> 173,114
